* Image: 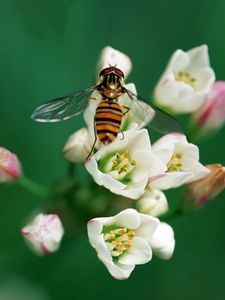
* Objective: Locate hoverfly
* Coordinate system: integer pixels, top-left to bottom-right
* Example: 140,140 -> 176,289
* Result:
32,66 -> 182,157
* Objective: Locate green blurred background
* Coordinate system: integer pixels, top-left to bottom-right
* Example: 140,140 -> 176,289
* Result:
0,0 -> 225,299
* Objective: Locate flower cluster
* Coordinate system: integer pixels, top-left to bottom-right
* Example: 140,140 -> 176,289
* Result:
2,45 -> 223,280
60,46 -> 217,279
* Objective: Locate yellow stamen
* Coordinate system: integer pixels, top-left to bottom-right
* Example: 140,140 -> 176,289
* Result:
175,70 -> 196,88
167,152 -> 183,172
104,227 -> 135,258
109,150 -> 136,180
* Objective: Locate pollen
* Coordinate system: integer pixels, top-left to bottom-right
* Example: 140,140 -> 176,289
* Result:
113,160 -> 118,166
175,71 -> 196,88
167,152 -> 183,172
124,151 -> 129,159
104,227 -> 135,258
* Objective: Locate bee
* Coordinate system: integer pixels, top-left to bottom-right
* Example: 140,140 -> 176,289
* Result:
32,66 -> 182,157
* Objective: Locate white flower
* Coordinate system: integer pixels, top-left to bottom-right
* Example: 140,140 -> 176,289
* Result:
85,129 -> 166,199
87,208 -> 159,280
149,222 -> 175,260
150,133 -> 209,190
96,46 -> 132,79
137,187 -> 168,217
21,214 -> 64,255
154,45 -> 215,113
62,127 -> 93,163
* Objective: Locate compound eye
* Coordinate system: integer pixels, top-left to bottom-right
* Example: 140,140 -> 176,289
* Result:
115,68 -> 124,78
99,67 -> 111,77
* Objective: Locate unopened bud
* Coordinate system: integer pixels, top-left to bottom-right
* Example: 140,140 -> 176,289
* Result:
137,188 -> 168,217
62,128 -> 92,163
96,46 -> 132,79
149,222 -> 175,260
0,147 -> 21,182
192,81 -> 225,137
21,213 -> 64,255
185,164 -> 225,210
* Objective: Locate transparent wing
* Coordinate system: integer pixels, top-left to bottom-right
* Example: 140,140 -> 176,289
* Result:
125,89 -> 184,134
31,87 -> 96,122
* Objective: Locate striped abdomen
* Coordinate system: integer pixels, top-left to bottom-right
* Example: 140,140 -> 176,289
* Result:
95,101 -> 122,144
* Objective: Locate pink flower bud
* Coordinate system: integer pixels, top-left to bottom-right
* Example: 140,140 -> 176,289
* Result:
194,81 -> 225,135
21,214 -> 64,255
0,147 -> 21,182
185,164 -> 225,209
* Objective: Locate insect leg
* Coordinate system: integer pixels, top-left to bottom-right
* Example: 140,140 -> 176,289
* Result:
86,119 -> 97,161
121,105 -> 130,116
120,130 -> 125,140
119,105 -> 130,140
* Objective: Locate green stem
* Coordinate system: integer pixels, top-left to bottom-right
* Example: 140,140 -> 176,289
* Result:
67,163 -> 75,179
160,207 -> 182,221
18,177 -> 49,198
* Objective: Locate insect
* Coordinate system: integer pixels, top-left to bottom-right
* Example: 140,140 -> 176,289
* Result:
31,66 -> 182,157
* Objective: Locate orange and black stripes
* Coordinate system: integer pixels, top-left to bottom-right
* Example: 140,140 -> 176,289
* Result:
95,101 -> 122,144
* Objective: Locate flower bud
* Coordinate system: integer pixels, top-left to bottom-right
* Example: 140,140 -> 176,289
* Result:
0,147 -> 21,182
62,128 -> 92,163
137,187 -> 168,217
21,213 -> 64,255
149,222 -> 175,260
192,81 -> 225,137
96,46 -> 132,79
185,164 -> 225,209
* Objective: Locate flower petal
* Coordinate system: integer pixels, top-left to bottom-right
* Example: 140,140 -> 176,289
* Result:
135,213 -> 159,242
112,208 -> 140,229
150,171 -> 193,190
187,45 -> 210,72
97,235 -> 135,280
118,236 -> 152,265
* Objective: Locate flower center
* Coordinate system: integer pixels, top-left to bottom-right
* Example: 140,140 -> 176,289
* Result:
167,152 -> 183,172
106,150 -> 136,180
175,71 -> 196,88
104,227 -> 135,257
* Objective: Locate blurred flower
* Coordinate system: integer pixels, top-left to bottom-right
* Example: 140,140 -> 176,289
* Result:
62,127 -> 92,163
154,45 -> 215,113
96,46 -> 132,79
192,81 -> 225,137
186,164 -> 225,207
85,129 -> 166,199
149,222 -> 175,260
137,187 -> 168,217
21,213 -> 64,255
0,147 -> 21,182
87,208 -> 159,280
150,133 -> 209,189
